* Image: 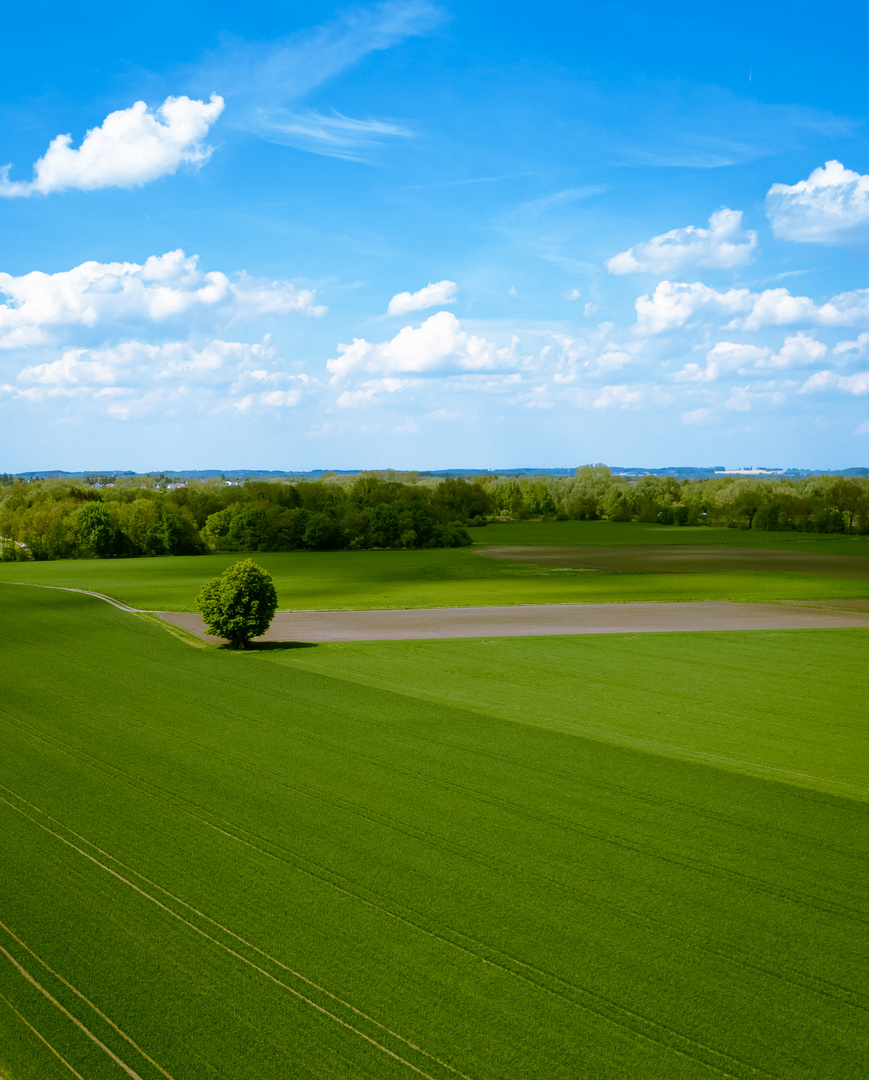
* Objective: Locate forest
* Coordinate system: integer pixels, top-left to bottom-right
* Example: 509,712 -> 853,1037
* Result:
1,466 -> 867,560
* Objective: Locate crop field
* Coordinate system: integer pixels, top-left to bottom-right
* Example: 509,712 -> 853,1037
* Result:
2,582 -> 868,1079
1,521 -> 868,612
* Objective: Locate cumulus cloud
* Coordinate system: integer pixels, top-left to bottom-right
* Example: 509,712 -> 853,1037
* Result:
607,208 -> 757,275
8,335 -> 316,417
327,311 -> 517,382
17,338 -> 268,390
0,96 -> 224,197
673,333 -> 827,383
635,279 -> 869,334
754,332 -> 827,369
635,281 -> 748,333
674,342 -> 769,383
834,331 -> 869,359
0,250 -> 324,348
593,384 -> 644,409
801,370 -> 869,395
766,160 -> 869,244
387,280 -> 457,316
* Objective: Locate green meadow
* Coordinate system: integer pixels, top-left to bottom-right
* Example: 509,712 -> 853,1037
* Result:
1,520 -> 868,611
2,582 -> 868,1079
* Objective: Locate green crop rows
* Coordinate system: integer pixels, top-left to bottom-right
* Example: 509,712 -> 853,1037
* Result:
1,582 -> 867,1078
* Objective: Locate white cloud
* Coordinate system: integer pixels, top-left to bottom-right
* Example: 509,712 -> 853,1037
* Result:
387,280 -> 457,316
674,333 -> 828,383
0,250 -> 324,348
563,288 -> 581,300
8,335 -> 316,417
249,109 -> 411,161
833,331 -> 869,359
593,384 -> 643,409
801,370 -> 869,395
233,388 -> 304,410
635,279 -> 869,335
196,1 -> 442,158
674,342 -> 770,383
336,377 -> 410,408
635,281 -> 748,333
16,338 -> 272,391
766,160 -> 869,244
0,96 -> 224,197
755,332 -> 827,369
681,407 -> 710,425
327,311 -> 518,382
725,386 -> 753,411
607,208 -> 757,274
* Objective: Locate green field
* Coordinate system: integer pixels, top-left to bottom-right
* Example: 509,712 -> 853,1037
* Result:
270,629 -> 869,801
471,519 -> 869,553
1,583 -> 867,1078
1,520 -> 868,612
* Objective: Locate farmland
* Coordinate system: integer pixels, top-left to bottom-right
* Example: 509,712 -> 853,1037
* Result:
1,521 -> 869,611
2,580 -> 868,1078
3,520 -> 869,1079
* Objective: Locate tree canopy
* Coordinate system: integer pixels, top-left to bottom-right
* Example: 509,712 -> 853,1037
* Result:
2,468 -> 868,562
196,560 -> 278,649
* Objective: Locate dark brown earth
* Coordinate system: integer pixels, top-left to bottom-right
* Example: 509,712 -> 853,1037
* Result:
159,601 -> 869,645
476,544 -> 869,579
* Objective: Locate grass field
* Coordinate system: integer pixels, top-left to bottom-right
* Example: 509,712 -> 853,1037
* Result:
471,519 -> 869,553
2,583 -> 868,1078
269,630 -> 869,800
1,520 -> 869,612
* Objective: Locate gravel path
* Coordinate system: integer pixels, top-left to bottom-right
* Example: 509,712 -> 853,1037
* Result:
158,601 -> 869,644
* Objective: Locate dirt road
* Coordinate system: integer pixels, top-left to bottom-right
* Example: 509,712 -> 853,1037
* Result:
158,600 -> 869,644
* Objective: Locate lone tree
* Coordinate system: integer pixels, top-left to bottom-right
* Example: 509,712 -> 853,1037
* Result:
196,559 -> 278,648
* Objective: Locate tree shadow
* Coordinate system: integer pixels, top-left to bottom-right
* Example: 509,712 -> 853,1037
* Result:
215,640 -> 319,651
249,640 -> 319,651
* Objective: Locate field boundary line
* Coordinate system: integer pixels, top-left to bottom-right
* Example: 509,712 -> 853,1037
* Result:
2,580 -> 145,612
0,944 -> 144,1079
0,990 -> 86,1080
2,581 -> 211,648
0,919 -> 177,1080
0,792 -> 459,1080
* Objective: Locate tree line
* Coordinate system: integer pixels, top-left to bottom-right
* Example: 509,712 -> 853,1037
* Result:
0,475 -> 480,560
1,466 -> 867,561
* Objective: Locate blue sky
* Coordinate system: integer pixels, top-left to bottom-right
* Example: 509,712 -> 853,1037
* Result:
2,0 -> 869,470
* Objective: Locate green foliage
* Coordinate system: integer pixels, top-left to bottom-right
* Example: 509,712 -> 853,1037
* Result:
5,471 -> 868,563
2,584 -> 867,1078
196,559 -> 278,647
0,475 -> 477,560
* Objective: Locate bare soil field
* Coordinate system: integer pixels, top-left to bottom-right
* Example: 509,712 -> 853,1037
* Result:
159,600 -> 869,643
477,543 -> 869,578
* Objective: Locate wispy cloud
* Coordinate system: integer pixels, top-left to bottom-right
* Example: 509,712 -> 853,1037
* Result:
248,108 -> 411,161
189,1 -> 446,159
